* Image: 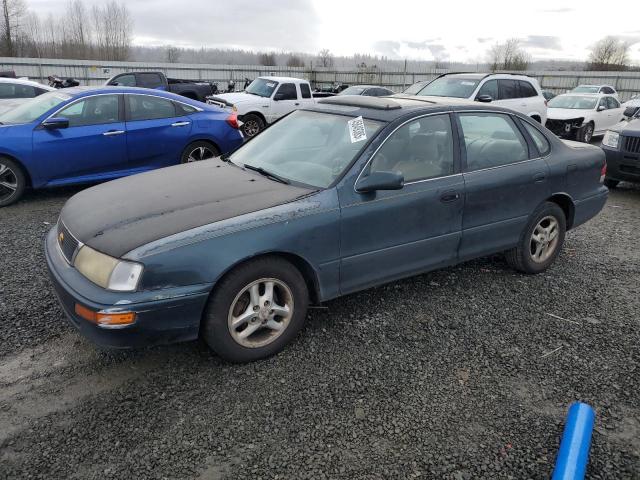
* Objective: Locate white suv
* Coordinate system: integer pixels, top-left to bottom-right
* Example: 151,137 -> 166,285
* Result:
412,73 -> 547,124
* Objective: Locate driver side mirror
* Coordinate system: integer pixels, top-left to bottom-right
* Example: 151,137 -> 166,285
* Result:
597,105 -> 606,112
476,94 -> 493,103
355,171 -> 404,193
42,117 -> 70,129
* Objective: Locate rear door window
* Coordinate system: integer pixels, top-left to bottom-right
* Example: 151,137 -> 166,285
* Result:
138,73 -> 163,88
128,94 -> 176,121
300,83 -> 311,99
459,113 -> 529,171
518,81 -> 537,98
498,80 -> 518,100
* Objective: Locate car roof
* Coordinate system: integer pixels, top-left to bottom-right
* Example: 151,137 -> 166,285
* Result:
0,77 -> 54,90
554,92 -> 612,99
438,72 -> 535,80
307,94 -> 507,122
58,86 -> 204,103
347,85 -> 390,89
574,84 -> 614,88
259,76 -> 308,83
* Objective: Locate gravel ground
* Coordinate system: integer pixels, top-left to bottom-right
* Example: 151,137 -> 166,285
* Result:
0,181 -> 639,480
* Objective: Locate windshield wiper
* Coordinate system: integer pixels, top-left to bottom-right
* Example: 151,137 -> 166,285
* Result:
243,164 -> 290,184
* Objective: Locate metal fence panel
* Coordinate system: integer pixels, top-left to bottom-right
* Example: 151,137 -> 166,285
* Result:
1,57 -> 639,100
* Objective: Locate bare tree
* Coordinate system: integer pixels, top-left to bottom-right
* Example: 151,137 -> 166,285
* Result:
258,52 -> 276,66
65,0 -> 90,59
317,48 -> 333,68
165,45 -> 180,63
286,54 -> 304,67
487,38 -> 530,71
588,37 -> 629,71
92,1 -> 132,61
1,0 -> 26,56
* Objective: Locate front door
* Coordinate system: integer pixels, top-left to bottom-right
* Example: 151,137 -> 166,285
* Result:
32,94 -> 127,185
269,83 -> 300,123
125,94 -> 192,170
456,111 -> 550,261
338,113 -> 464,294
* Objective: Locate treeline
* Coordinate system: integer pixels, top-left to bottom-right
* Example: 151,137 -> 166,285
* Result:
1,0 -> 132,61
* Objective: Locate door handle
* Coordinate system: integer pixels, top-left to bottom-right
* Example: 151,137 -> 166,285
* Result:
171,121 -> 191,127
295,102 -> 300,106
533,172 -> 546,183
103,130 -> 125,136
440,191 -> 460,203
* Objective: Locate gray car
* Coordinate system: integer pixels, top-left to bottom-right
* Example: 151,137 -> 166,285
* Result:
45,95 -> 608,363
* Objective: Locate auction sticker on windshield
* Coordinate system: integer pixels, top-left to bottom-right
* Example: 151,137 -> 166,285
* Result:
348,116 -> 367,143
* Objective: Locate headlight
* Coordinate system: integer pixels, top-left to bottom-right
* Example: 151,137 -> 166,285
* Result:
602,130 -> 620,149
74,245 -> 143,291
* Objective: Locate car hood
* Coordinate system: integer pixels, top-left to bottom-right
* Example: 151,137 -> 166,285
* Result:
547,108 -> 590,120
215,92 -> 262,105
0,99 -> 24,114
59,159 -> 312,258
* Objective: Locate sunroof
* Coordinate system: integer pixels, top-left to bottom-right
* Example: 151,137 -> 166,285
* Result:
317,96 -> 402,110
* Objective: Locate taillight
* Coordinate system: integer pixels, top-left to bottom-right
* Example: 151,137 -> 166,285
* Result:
600,163 -> 607,183
226,112 -> 240,129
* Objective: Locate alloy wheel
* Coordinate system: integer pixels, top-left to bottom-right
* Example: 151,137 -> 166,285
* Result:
186,146 -> 216,162
243,120 -> 260,137
227,278 -> 294,348
530,216 -> 560,263
0,163 -> 18,202
584,124 -> 593,143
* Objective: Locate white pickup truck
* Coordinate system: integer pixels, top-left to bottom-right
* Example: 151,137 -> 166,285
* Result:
212,76 -> 315,138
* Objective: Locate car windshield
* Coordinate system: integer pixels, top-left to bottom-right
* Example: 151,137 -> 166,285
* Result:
245,78 -> 279,98
572,86 -> 600,94
229,110 -> 383,188
0,91 -> 71,125
403,82 -> 427,95
416,77 -> 480,98
339,87 -> 366,95
548,95 -> 598,110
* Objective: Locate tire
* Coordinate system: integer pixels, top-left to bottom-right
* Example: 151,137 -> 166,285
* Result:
576,122 -> 594,143
180,141 -> 220,164
604,178 -> 619,189
201,257 -> 309,363
505,201 -> 566,274
241,113 -> 264,138
0,157 -> 26,207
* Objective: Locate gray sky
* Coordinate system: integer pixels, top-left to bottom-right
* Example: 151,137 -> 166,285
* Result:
28,0 -> 640,63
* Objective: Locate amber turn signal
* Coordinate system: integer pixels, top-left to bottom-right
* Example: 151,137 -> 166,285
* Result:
74,303 -> 136,327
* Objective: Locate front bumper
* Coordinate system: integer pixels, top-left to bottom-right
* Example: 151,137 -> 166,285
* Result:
602,141 -> 640,184
44,228 -> 211,348
546,118 -> 584,138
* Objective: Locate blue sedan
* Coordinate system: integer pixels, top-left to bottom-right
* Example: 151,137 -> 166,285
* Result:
0,86 -> 244,206
45,95 -> 608,363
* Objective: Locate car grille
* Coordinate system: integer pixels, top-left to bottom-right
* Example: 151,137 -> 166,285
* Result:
57,221 -> 80,264
622,136 -> 640,154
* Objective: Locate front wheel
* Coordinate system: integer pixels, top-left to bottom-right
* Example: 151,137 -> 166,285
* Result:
201,257 -> 309,363
241,114 -> 265,138
0,157 -> 26,207
180,141 -> 220,164
505,202 -> 566,274
576,122 -> 594,143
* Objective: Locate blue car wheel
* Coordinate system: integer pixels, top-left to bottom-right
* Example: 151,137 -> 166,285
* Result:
181,141 -> 221,164
0,157 -> 26,207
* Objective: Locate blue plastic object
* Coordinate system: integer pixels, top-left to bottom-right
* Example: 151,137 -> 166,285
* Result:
552,402 -> 596,480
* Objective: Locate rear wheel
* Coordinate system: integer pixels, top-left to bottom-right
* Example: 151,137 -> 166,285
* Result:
505,202 -> 566,274
180,141 -> 220,164
0,157 -> 26,207
576,122 -> 594,143
604,178 -> 619,189
241,113 -> 264,138
201,257 -> 309,363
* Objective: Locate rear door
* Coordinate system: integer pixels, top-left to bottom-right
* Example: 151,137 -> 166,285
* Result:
124,94 -> 193,169
298,83 -> 315,107
339,113 -> 464,293
32,94 -> 127,184
456,111 -> 550,260
604,97 -> 624,130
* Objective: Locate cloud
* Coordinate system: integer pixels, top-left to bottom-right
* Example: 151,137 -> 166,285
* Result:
372,40 -> 448,60
521,35 -> 562,50
539,7 -> 574,13
477,37 -> 492,44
